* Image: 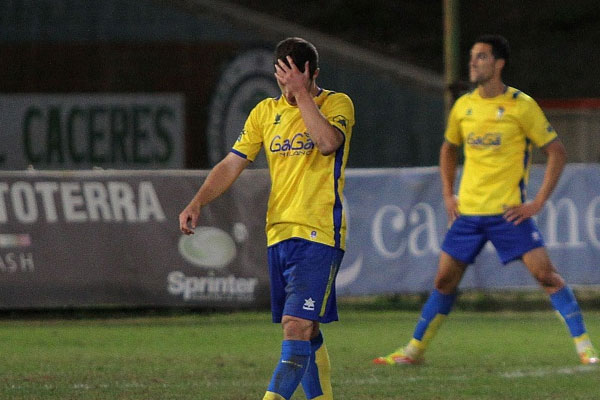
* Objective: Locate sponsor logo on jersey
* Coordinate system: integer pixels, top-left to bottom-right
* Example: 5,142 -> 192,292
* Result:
269,132 -> 314,156
466,132 -> 502,148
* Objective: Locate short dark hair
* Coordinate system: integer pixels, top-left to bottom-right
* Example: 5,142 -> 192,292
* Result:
475,34 -> 510,70
274,37 -> 319,78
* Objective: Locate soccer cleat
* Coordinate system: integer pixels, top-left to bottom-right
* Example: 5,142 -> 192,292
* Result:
579,346 -> 599,365
373,348 -> 423,365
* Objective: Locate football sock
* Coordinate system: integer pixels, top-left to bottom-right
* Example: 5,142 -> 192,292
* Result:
263,392 -> 286,400
301,331 -> 333,400
408,289 -> 457,357
264,339 -> 311,400
550,286 -> 586,337
574,333 -> 594,355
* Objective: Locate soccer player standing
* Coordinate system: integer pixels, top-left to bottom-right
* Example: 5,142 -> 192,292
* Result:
179,37 -> 354,399
374,34 -> 598,366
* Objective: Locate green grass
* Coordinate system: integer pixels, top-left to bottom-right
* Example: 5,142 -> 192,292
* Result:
1,310 -> 599,399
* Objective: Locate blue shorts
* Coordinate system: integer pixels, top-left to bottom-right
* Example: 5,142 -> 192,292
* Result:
268,238 -> 344,324
441,215 -> 545,265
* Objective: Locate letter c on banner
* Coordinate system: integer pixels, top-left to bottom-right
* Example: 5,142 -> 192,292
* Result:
371,205 -> 407,259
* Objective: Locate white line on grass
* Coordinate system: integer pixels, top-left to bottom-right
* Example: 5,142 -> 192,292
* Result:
338,365 -> 597,386
5,366 -> 596,393
338,374 -> 469,385
500,365 -> 597,379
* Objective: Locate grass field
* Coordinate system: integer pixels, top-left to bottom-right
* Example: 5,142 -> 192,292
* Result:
1,310 -> 599,399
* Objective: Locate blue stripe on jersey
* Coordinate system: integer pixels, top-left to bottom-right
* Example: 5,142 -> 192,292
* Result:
519,138 -> 531,203
518,179 -> 526,203
230,149 -> 248,159
512,90 -> 522,99
332,130 -> 345,248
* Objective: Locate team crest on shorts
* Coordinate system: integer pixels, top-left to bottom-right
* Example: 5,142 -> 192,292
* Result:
303,297 -> 316,311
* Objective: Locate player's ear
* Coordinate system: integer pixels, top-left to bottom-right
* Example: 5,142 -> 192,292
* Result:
495,58 -> 505,73
312,67 -> 320,81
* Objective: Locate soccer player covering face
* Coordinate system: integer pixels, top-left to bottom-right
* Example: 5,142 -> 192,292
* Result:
179,37 -> 354,399
373,34 -> 598,366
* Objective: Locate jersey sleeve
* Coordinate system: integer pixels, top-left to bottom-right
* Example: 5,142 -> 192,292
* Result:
231,103 -> 264,161
444,99 -> 463,145
520,97 -> 558,147
320,93 -> 355,138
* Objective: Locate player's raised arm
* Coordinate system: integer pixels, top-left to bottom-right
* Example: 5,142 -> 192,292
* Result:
274,57 -> 343,155
178,152 -> 250,235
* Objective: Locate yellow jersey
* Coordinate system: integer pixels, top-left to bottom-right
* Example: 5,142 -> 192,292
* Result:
445,86 -> 557,215
232,88 -> 354,249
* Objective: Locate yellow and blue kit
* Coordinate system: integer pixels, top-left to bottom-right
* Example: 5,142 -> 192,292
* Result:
232,88 -> 354,249
445,86 -> 557,215
409,88 -> 590,359
239,88 -> 353,400
442,87 -> 557,264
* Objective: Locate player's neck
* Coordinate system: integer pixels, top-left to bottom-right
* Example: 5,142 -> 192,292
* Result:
310,83 -> 320,97
477,80 -> 506,98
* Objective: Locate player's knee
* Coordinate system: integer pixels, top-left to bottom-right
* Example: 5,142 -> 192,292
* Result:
434,274 -> 459,293
282,316 -> 314,340
435,254 -> 465,293
310,322 -> 321,339
533,269 -> 564,289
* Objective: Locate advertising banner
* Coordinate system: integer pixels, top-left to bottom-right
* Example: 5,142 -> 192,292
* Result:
0,42 -> 246,170
0,170 -> 271,309
1,165 -> 599,309
0,94 -> 185,170
337,165 -> 600,295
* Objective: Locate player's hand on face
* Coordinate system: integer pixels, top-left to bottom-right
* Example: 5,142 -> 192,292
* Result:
444,194 -> 460,226
274,56 -> 310,96
503,201 -> 542,225
179,203 -> 201,235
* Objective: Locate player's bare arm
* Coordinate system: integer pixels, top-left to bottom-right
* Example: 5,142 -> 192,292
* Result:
179,153 -> 250,235
439,140 -> 460,223
504,139 -> 566,225
274,56 -> 343,155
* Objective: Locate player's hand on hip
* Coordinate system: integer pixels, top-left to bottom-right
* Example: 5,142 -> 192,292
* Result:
179,202 -> 201,235
444,194 -> 460,226
503,201 -> 542,225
